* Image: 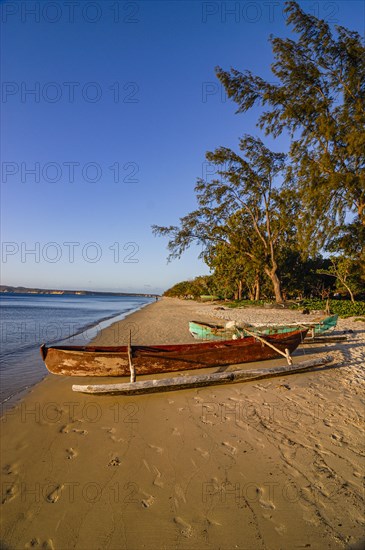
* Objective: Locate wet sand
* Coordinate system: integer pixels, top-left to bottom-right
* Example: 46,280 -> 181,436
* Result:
1,298 -> 364,549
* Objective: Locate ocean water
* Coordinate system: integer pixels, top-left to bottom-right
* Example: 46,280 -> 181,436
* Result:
0,293 -> 152,405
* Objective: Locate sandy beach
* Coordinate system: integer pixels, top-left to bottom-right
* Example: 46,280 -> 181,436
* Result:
1,298 -> 364,550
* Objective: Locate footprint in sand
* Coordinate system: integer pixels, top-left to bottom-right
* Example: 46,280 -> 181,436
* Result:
108,457 -> 121,466
200,417 -> 214,425
274,524 -> 286,535
148,444 -> 163,454
25,539 -> 55,549
174,516 -> 193,538
141,495 -> 155,508
257,487 -> 276,510
259,498 -> 276,510
66,448 -> 77,460
59,421 -> 87,435
174,485 -> 187,505
172,427 -> 181,436
2,483 -> 16,504
101,427 -> 124,442
195,447 -> 210,459
2,463 -> 16,475
222,442 -> 237,455
152,466 -> 164,488
72,428 -> 88,435
102,426 -> 116,434
46,485 -> 64,503
330,433 -> 343,445
26,538 -> 41,548
207,517 -> 222,527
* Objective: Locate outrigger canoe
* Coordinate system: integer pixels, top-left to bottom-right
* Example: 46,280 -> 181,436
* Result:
189,314 -> 338,341
40,328 -> 308,377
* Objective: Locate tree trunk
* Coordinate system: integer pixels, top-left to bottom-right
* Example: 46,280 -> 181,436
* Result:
254,274 -> 260,301
265,267 -> 283,303
343,283 -> 355,303
238,280 -> 243,300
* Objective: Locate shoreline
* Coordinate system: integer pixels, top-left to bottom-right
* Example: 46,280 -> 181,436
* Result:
0,296 -> 153,408
1,297 -> 364,549
61,297 -> 154,346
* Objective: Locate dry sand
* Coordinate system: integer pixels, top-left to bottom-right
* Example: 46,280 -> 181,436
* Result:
1,297 -> 364,550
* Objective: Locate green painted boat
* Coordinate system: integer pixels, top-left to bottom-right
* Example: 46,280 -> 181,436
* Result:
311,314 -> 338,334
189,314 -> 338,341
189,320 -> 243,340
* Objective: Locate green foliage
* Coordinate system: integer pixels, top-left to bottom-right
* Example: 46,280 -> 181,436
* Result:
228,298 -> 365,317
289,299 -> 365,318
225,299 -> 268,309
154,136 -> 297,302
216,0 -> 365,252
163,280 -> 192,298
326,223 -> 365,296
164,276 -> 218,299
277,252 -> 336,299
317,256 -> 362,303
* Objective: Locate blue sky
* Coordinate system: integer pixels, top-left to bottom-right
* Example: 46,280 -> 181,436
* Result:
1,0 -> 364,294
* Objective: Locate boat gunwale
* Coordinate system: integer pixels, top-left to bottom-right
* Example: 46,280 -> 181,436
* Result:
42,328 -> 308,355
189,314 -> 338,337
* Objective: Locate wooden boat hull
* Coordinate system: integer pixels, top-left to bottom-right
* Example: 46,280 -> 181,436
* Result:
312,314 -> 338,334
40,329 -> 308,377
189,315 -> 338,341
189,320 -> 241,340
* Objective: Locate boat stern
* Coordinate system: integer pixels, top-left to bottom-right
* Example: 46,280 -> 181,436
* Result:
40,343 -> 47,361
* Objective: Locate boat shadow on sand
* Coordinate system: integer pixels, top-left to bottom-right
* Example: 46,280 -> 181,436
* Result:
301,340 -> 364,354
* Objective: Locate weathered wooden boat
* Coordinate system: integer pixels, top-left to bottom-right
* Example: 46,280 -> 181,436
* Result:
189,314 -> 338,341
189,320 -> 246,340
40,328 -> 308,377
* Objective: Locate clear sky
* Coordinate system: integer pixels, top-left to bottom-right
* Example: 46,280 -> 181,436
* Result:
1,0 -> 364,294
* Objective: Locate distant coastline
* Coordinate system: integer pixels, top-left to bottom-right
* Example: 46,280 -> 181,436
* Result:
0,285 -> 159,298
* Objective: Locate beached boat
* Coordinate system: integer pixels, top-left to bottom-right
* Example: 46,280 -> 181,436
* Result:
189,314 -> 338,341
40,328 -> 308,377
310,313 -> 338,334
189,320 -> 245,340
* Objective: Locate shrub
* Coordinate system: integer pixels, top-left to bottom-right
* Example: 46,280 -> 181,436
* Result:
289,299 -> 365,318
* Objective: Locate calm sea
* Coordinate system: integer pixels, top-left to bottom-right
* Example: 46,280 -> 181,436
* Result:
0,293 -> 152,405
